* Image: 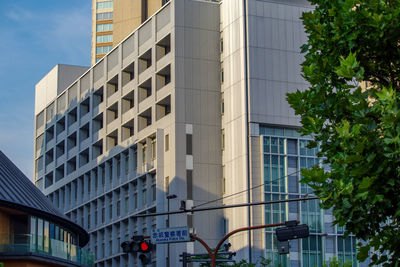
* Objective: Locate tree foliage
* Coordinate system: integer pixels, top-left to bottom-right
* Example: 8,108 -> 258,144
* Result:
287,0 -> 400,265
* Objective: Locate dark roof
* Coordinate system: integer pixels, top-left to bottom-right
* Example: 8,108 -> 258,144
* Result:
0,150 -> 89,246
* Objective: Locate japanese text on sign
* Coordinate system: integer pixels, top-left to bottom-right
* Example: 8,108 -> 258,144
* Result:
151,226 -> 191,244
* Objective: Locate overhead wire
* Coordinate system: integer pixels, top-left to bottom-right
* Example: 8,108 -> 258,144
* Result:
193,170 -> 301,209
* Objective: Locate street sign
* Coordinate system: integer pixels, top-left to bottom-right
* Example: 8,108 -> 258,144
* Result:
151,226 -> 191,244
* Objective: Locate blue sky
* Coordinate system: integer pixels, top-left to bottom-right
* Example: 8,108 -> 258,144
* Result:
0,1 -> 91,178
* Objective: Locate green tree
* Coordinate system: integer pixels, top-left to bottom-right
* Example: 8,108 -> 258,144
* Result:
286,0 -> 400,265
323,257 -> 352,267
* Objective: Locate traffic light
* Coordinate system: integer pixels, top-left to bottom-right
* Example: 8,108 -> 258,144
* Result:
275,221 -> 309,242
120,236 -> 153,265
138,240 -> 152,265
139,240 -> 152,252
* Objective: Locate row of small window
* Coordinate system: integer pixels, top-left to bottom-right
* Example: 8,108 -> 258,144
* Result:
96,23 -> 113,32
60,178 -> 156,229
35,34 -> 171,136
35,97 -> 169,176
263,136 -> 318,156
40,143 -> 138,190
96,1 -> 113,9
96,12 -> 113,21
97,34 -> 113,43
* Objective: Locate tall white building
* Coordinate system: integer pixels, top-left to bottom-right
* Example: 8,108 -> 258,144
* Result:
34,0 -> 369,266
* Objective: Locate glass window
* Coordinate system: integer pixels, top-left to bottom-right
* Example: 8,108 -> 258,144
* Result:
97,1 -> 113,9
96,12 -> 113,20
44,221 -> 50,252
96,23 -> 113,32
96,46 -> 112,54
96,34 -> 113,43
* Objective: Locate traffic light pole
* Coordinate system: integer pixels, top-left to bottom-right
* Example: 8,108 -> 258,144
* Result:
190,221 -> 293,267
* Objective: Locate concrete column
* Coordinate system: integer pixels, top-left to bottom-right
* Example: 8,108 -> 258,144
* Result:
128,147 -> 136,178
112,224 -> 118,255
138,178 -> 145,209
54,191 -> 59,210
146,137 -> 152,169
112,157 -> 119,187
121,153 -> 127,183
90,169 -> 97,198
112,191 -> 117,220
59,188 -> 65,211
90,202 -> 95,230
105,161 -> 111,191
77,177 -> 83,204
104,227 -> 110,257
77,208 -> 82,226
128,182 -> 134,213
97,165 -> 103,194
83,205 -> 88,229
83,173 -> 89,202
121,187 -> 127,217
64,184 -> 70,211
98,198 -> 103,226
71,181 -> 76,207
137,142 -> 144,174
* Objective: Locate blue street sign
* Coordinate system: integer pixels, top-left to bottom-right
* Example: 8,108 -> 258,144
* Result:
151,226 -> 191,244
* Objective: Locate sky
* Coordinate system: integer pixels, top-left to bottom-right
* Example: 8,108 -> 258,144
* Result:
0,1 -> 91,178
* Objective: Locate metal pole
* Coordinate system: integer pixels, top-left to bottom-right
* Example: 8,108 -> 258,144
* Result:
167,198 -> 170,267
190,221 -> 291,267
166,194 -> 177,267
182,252 -> 187,267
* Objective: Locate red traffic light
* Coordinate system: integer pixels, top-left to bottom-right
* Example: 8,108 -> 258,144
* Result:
140,241 -> 152,252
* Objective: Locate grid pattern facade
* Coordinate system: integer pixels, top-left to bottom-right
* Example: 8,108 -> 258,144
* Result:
260,126 -> 361,267
34,4 -> 174,266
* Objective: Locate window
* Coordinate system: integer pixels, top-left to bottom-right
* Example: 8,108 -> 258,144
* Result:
97,1 -> 113,9
221,129 -> 225,151
222,165 -> 226,194
96,46 -> 112,54
220,37 -> 224,53
165,134 -> 169,151
151,140 -> 156,160
96,12 -> 113,20
96,23 -> 113,32
96,35 -> 113,43
221,93 -> 224,115
186,134 -> 192,155
220,66 -> 224,84
187,170 -> 193,199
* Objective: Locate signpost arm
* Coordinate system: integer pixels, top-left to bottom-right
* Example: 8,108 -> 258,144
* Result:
189,234 -> 213,263
190,222 -> 294,267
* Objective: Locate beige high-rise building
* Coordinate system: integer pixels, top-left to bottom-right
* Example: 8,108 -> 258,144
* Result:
91,0 -> 167,65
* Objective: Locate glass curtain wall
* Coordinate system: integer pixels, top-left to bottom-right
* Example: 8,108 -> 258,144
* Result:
260,126 -> 358,267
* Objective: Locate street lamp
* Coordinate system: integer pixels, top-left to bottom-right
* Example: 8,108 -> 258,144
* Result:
166,194 -> 177,267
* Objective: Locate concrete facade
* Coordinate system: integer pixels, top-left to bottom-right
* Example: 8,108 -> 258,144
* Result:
35,1 -> 222,266
34,0 -> 372,266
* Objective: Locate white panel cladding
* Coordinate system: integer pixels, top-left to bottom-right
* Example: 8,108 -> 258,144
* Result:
80,72 -> 90,99
139,19 -> 152,46
107,48 -> 119,71
247,0 -> 312,127
156,4 -> 171,31
93,61 -> 104,83
122,33 -> 135,59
